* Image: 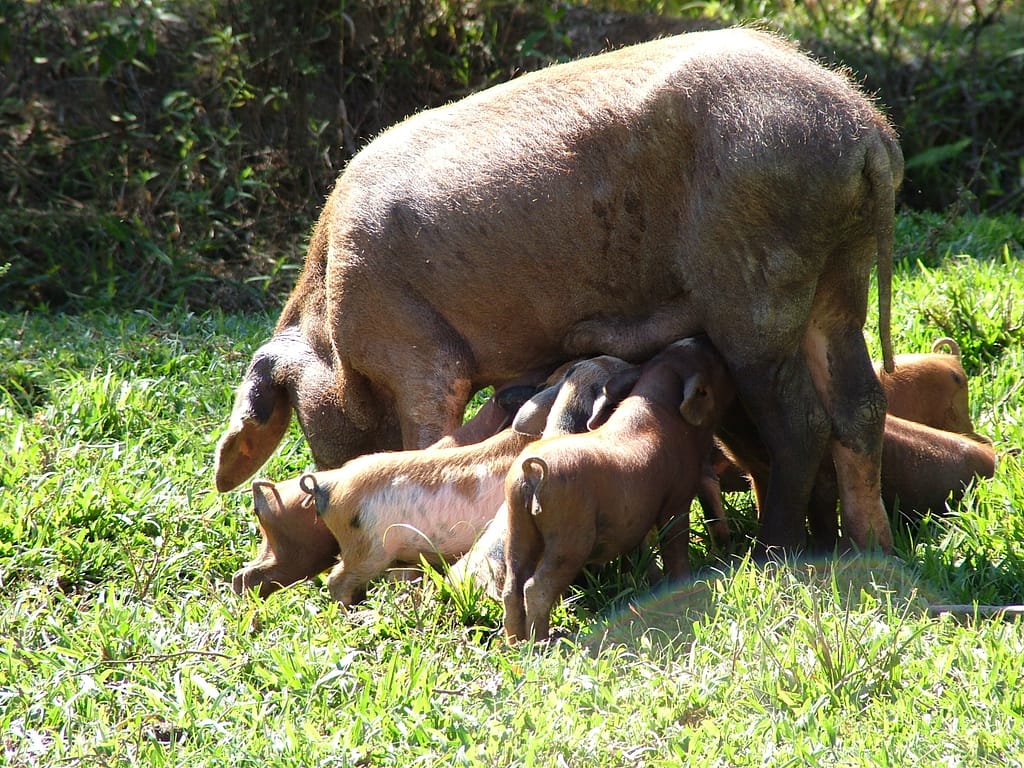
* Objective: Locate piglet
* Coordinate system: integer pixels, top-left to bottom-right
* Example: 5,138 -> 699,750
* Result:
231,383 -> 538,597
232,480 -> 341,598
306,427 -> 535,605
880,414 -> 996,525
874,337 -> 988,442
502,336 -> 734,641
446,355 -> 635,599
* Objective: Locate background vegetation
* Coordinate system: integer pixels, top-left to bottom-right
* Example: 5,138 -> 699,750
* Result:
1,0 -> 1022,311
1,220 -> 1023,765
2,1 -> 1023,764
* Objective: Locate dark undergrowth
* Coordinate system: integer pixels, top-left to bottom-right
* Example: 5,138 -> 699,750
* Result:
1,0 -> 1021,312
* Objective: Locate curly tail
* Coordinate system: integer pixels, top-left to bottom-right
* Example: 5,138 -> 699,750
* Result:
520,457 -> 548,517
931,337 -> 961,357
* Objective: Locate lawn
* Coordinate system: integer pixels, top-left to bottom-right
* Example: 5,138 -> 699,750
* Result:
2,212 -> 1023,766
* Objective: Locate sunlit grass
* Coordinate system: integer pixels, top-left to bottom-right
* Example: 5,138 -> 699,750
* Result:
2,213 -> 1023,766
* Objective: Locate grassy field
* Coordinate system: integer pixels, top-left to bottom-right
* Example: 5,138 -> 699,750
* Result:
2,212 -> 1023,765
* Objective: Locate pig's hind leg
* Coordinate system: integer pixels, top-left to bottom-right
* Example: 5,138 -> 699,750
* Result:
326,552 -> 393,606
346,299 -> 477,450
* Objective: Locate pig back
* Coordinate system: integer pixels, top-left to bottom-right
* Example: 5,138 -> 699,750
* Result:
323,28 -> 899,378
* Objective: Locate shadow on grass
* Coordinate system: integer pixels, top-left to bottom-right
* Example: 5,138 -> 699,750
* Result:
584,554 -> 949,652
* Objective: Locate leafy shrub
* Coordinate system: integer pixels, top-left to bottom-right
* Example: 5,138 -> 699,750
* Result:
0,0 -> 571,312
602,0 -> 1024,213
775,0 -> 1024,214
0,0 -> 1020,312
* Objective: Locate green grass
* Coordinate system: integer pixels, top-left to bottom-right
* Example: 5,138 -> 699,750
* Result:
2,214 -> 1024,766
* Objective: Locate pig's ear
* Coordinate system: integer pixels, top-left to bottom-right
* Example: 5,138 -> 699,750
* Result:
546,384 -> 598,435
586,366 -> 641,430
494,384 -> 541,418
679,372 -> 714,426
513,382 -> 562,436
251,479 -> 281,520
215,348 -> 293,492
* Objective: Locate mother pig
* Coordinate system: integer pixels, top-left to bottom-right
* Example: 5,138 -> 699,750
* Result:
215,27 -> 903,552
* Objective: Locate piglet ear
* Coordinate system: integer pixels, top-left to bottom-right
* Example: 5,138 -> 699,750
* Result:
250,479 -> 281,520
494,384 -> 541,417
679,372 -> 714,426
546,382 -> 599,435
513,382 -> 562,436
587,366 -> 641,430
215,351 -> 293,492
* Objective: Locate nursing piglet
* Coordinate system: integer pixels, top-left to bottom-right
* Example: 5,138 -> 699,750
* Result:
503,336 -> 734,641
231,384 -> 538,597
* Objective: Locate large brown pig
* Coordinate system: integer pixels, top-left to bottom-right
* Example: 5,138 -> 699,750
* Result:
214,28 -> 903,554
